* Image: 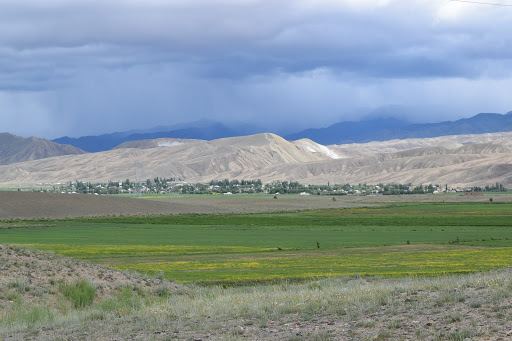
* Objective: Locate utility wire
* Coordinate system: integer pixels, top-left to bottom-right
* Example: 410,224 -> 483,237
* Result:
449,0 -> 512,6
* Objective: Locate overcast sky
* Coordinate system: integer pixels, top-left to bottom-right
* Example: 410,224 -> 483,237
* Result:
1,0 -> 512,138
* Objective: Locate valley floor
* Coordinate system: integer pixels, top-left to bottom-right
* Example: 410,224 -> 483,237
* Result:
2,194 -> 512,340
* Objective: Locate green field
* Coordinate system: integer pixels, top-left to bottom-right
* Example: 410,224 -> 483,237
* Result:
1,202 -> 512,283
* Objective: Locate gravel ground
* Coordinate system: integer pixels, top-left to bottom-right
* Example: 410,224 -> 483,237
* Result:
0,244 -> 179,308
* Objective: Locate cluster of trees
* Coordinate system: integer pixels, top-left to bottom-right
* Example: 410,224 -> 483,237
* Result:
40,179 -> 507,196
469,182 -> 507,192
208,179 -> 264,194
378,183 -> 438,195
264,181 -> 364,195
49,178 -> 180,195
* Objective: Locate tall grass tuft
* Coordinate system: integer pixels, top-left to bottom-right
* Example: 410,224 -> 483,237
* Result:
59,279 -> 96,308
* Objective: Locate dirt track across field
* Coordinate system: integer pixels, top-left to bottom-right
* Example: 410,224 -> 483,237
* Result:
1,191 -> 510,220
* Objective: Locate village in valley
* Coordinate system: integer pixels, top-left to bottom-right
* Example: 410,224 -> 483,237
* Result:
32,179 -> 508,196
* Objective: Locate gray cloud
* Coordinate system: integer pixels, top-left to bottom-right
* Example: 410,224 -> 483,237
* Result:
1,0 -> 512,138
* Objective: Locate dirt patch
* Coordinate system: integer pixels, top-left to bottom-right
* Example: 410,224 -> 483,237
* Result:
2,192 -> 511,220
0,192 -> 363,220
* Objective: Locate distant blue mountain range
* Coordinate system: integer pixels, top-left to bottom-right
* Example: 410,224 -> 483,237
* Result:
53,121 -> 241,153
285,112 -> 512,145
53,112 -> 512,152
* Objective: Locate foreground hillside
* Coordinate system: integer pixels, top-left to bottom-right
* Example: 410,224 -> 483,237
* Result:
1,244 -> 512,340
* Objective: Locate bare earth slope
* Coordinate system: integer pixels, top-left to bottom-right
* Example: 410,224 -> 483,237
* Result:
329,131 -> 512,156
113,137 -> 203,149
0,244 -> 178,308
1,132 -> 512,187
0,133 -> 86,165
0,133 -> 329,186
255,143 -> 512,187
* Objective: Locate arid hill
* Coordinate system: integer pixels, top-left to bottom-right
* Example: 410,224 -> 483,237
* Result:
113,137 -> 203,149
0,132 -> 86,165
329,131 -> 512,156
0,133 -> 328,185
252,144 -> 512,188
0,132 -> 511,187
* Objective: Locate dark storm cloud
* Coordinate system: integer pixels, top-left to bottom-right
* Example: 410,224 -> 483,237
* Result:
1,0 -> 512,137
3,0 -> 512,83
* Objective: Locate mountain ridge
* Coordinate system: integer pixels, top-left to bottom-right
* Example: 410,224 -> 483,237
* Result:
53,121 -> 247,152
51,111 -> 512,152
285,112 -> 512,145
0,133 -> 86,165
2,132 -> 512,188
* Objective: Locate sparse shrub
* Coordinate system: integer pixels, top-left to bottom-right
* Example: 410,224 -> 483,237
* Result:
4,303 -> 55,328
99,298 -> 117,312
446,313 -> 462,323
133,285 -> 144,296
308,283 -> 322,291
154,284 -> 170,297
447,330 -> 474,340
88,311 -> 105,321
355,320 -> 376,328
388,320 -> 402,329
467,300 -> 483,308
6,290 -> 20,301
375,330 -> 393,340
8,278 -> 29,293
59,279 -> 96,308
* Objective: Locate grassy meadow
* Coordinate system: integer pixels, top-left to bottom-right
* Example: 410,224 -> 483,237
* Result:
1,202 -> 512,283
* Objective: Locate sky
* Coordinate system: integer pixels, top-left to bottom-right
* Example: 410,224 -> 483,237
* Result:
1,0 -> 512,139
